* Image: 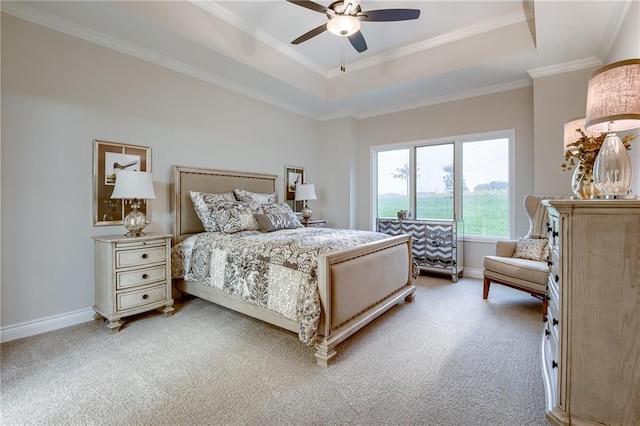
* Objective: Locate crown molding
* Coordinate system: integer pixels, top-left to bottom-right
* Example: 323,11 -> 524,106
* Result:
190,0 -> 327,76
356,79 -> 532,120
527,57 -> 602,79
1,2 -> 320,120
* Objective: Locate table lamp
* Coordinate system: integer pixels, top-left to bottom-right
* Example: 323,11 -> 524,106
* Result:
111,170 -> 156,237
295,183 -> 317,220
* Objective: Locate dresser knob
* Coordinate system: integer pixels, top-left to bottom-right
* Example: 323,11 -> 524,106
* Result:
142,253 -> 148,259
547,260 -> 553,267
545,329 -> 550,337
142,274 -> 148,279
552,360 -> 558,369
142,294 -> 148,300
555,275 -> 559,283
553,318 -> 559,326
552,231 -> 559,238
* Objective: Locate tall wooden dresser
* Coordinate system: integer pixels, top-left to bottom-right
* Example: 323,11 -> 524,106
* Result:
376,218 -> 463,282
542,199 -> 640,425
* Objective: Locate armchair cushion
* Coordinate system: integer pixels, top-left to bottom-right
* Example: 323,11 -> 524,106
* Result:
484,255 -> 549,291
513,237 -> 549,261
495,240 -> 517,257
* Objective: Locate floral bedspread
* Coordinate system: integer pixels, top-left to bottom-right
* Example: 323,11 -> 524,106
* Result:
171,227 -> 390,344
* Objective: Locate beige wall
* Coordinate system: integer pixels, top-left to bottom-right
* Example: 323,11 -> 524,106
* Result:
1,14 -> 319,333
532,67 -> 598,195
319,116 -> 358,229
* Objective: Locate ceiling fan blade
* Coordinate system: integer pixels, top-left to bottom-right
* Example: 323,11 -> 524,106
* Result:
286,0 -> 330,14
348,31 -> 367,53
358,9 -> 420,22
291,23 -> 328,45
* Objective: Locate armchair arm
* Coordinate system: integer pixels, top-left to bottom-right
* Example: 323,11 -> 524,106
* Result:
495,240 -> 517,257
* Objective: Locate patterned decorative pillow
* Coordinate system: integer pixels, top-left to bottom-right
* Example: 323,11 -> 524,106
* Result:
234,188 -> 276,205
211,201 -> 259,234
513,237 -> 549,261
254,213 -> 301,232
261,202 -> 293,214
189,191 -> 237,232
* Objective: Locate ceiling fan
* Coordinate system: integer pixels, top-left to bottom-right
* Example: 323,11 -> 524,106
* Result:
286,0 -> 420,53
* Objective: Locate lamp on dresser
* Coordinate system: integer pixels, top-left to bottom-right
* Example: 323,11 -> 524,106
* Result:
295,183 -> 317,220
110,170 -> 156,237
585,58 -> 640,198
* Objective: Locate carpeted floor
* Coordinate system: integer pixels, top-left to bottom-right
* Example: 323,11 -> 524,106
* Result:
1,275 -> 550,425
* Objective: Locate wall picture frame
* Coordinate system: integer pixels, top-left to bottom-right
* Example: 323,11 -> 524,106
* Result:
284,165 -> 305,213
93,140 -> 151,226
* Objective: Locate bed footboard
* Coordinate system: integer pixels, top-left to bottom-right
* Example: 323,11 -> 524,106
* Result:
314,234 -> 415,367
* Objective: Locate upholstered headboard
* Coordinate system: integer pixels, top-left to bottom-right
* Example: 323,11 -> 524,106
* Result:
171,166 -> 277,243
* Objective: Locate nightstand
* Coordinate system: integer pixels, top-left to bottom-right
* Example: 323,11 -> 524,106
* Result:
301,219 -> 326,228
93,233 -> 174,333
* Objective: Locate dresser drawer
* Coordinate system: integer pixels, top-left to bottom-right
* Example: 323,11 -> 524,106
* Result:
117,265 -> 166,289
115,238 -> 166,249
543,332 -> 559,385
116,246 -> 166,268
117,284 -> 167,311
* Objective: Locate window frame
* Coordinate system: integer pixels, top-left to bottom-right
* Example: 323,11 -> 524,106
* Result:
370,130 -> 516,242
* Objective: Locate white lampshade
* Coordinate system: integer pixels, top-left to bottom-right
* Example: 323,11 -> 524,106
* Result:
585,58 -> 640,133
327,15 -> 361,36
295,183 -> 317,201
563,117 -> 599,153
111,171 -> 156,200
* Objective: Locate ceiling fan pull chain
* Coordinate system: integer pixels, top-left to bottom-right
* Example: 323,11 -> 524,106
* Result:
340,45 -> 346,72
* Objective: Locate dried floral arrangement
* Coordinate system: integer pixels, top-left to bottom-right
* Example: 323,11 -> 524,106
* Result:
561,130 -> 636,174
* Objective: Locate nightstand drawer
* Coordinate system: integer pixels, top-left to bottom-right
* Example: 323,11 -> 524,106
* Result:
117,284 -> 167,311
116,246 -> 166,268
117,265 -> 166,289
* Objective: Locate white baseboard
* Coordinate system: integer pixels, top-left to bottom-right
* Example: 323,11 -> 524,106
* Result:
1,307 -> 95,343
462,268 -> 483,280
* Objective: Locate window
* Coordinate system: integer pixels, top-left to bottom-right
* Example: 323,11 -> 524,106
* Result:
373,132 -> 511,238
415,144 -> 454,220
376,149 -> 409,218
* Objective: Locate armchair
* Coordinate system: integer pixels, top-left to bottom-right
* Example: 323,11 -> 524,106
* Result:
483,195 -> 551,320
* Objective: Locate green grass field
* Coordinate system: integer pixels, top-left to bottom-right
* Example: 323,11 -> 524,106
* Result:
377,193 -> 508,237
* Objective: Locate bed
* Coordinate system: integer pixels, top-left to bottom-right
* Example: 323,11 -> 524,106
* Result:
171,165 -> 416,367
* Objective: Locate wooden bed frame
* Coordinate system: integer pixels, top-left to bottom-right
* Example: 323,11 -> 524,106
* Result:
171,165 -> 416,367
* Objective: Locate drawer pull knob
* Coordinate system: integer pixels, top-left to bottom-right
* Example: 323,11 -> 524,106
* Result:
545,329 -> 550,337
553,318 -> 559,326
552,360 -> 558,369
555,275 -> 559,283
552,231 -> 559,238
142,294 -> 148,300
142,253 -> 148,259
142,274 -> 148,279
547,260 -> 553,267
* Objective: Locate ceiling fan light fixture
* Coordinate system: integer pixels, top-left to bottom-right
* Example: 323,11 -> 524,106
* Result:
327,15 -> 361,36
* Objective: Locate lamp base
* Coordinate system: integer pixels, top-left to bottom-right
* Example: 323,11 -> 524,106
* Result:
301,204 -> 313,220
123,200 -> 149,237
590,193 -> 637,200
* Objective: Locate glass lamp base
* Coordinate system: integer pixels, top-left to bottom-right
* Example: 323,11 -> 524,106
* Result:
301,204 -> 313,220
593,132 -> 633,196
123,207 -> 149,237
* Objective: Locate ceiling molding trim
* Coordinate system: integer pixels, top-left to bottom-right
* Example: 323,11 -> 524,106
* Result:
596,0 -> 633,60
327,9 -> 532,79
356,79 -> 532,120
1,2 -> 320,120
191,0 -> 327,75
527,57 -> 602,79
